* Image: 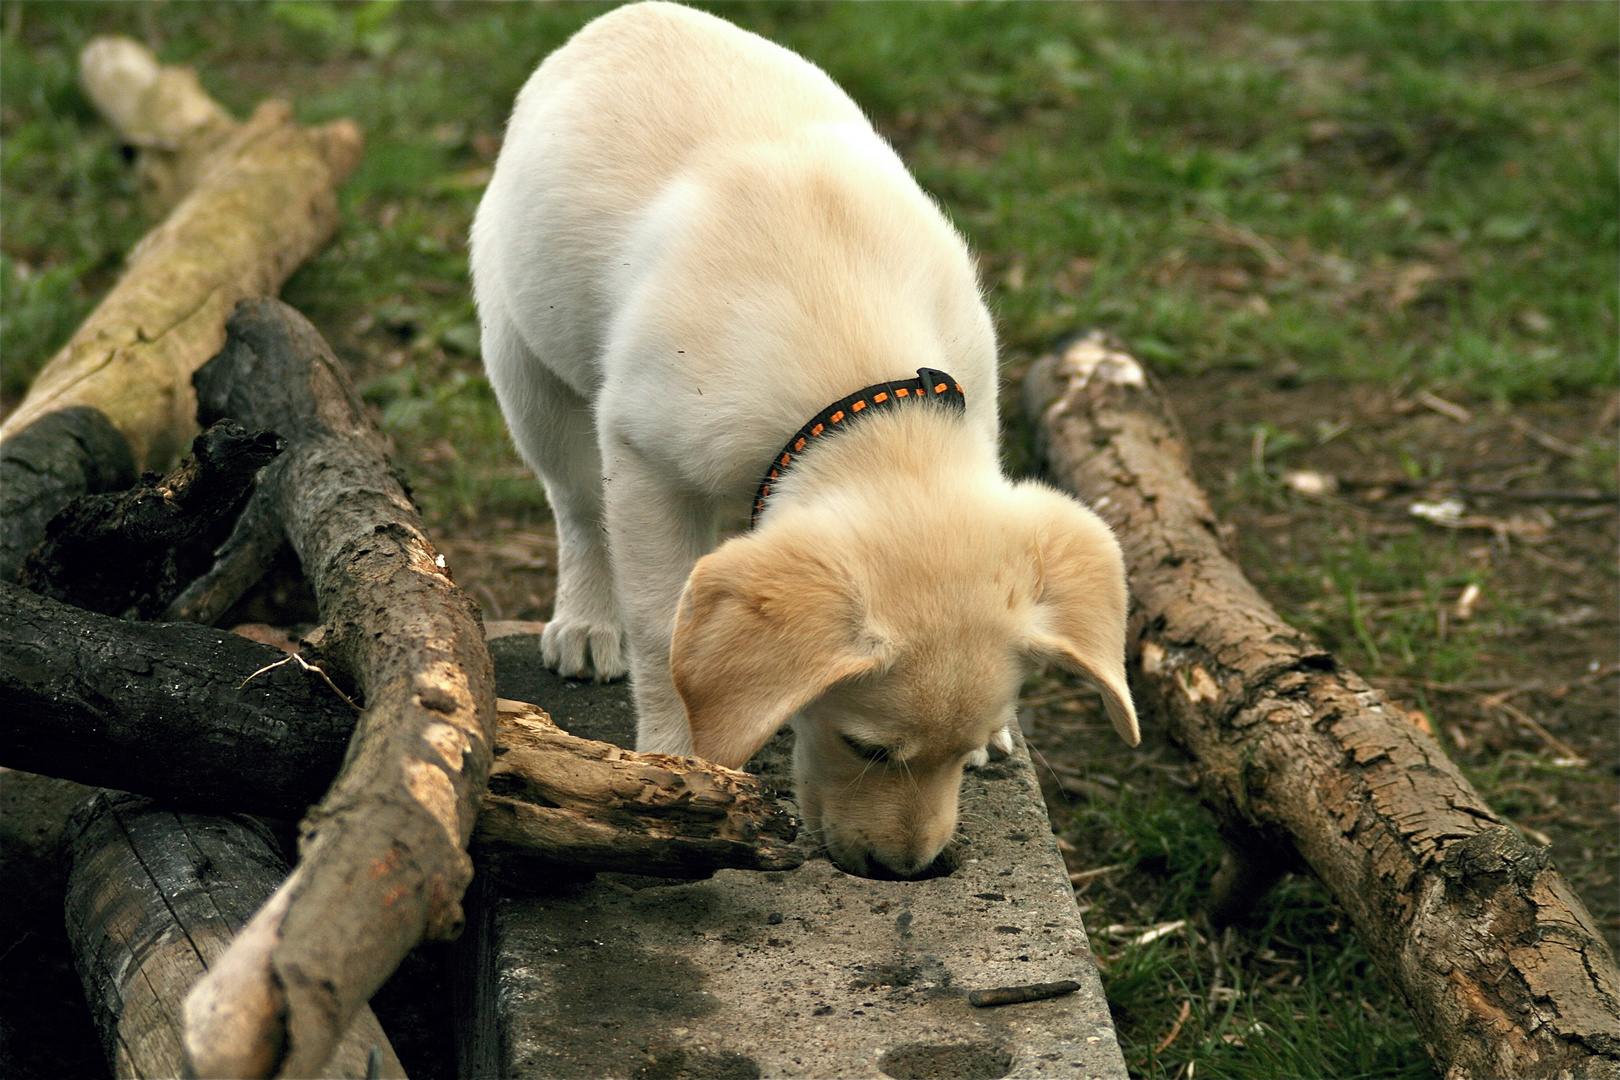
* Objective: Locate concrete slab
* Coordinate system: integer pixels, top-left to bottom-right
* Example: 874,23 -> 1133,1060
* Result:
461,634 -> 1125,1079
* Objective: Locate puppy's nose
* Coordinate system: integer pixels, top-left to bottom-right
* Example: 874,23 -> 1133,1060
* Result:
872,848 -> 944,880
893,854 -> 934,878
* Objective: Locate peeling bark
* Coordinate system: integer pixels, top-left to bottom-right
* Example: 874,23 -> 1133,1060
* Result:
0,36 -> 362,470
178,298 -> 495,1080
1023,332 -> 1620,1080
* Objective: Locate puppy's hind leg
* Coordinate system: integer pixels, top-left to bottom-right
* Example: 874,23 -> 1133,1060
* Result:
483,313 -> 626,680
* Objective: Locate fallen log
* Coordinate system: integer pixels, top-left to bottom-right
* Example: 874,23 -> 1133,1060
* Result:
172,297 -> 497,1079
63,791 -> 406,1080
0,581 -> 801,878
0,36 -> 362,471
1023,332 -> 1620,1080
1,579 -> 356,818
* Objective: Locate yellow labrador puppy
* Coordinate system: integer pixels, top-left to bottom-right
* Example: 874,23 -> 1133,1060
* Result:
472,1 -> 1138,877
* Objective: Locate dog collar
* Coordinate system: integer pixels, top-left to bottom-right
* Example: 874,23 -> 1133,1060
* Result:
750,367 -> 965,528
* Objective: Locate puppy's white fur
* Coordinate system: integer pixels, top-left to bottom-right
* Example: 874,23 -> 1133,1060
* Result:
472,2 -> 1138,877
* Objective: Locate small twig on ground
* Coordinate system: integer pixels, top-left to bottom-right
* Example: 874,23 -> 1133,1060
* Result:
1374,674 -> 1592,766
1416,391 -> 1473,423
1454,486 -> 1612,505
1156,999 -> 1193,1054
1200,219 -> 1289,274
1507,415 -> 1586,458
1487,699 -> 1588,766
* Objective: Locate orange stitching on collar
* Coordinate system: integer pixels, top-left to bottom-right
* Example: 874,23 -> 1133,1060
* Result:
750,368 -> 965,528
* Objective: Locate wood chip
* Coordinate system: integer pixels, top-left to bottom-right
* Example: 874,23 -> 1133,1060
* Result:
1416,391 -> 1473,423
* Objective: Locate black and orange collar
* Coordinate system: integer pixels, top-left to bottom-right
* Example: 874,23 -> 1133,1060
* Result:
751,367 -> 965,528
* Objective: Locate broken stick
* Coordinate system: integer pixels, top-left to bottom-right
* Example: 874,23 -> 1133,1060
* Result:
1023,332 -> 1620,1080
176,298 -> 495,1079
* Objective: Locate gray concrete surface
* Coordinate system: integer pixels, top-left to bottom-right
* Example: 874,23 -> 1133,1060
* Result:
460,634 -> 1126,1080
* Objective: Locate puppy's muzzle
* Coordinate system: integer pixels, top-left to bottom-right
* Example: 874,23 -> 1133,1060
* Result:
833,844 -> 959,882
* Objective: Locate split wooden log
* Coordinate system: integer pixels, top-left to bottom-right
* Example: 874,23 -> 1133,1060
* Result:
63,791 -> 406,1080
178,297 -> 492,1080
0,36 -> 362,471
1023,332 -> 1620,1080
0,581 -> 802,878
479,700 -> 802,881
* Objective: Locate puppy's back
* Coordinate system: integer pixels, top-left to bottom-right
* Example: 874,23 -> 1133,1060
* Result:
472,4 -> 868,371
522,1 -> 865,171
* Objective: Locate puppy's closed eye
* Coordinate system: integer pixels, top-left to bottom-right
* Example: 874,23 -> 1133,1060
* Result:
840,734 -> 893,764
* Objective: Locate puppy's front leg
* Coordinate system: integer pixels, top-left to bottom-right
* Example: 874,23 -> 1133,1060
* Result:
600,440 -> 718,757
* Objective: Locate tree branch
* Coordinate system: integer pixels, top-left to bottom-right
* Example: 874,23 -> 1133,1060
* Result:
175,298 -> 495,1079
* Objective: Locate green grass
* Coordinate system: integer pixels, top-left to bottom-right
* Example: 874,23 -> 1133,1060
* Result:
1043,764 -> 1437,1079
3,5 -> 1614,1079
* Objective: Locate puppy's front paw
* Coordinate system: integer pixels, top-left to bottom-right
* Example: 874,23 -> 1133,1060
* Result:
966,722 -> 1016,770
988,724 -> 1015,757
541,619 -> 627,681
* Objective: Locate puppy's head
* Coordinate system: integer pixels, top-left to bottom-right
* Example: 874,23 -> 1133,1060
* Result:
670,481 -> 1137,878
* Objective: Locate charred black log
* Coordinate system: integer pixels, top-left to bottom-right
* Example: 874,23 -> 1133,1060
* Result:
0,406 -> 136,582
63,790 -> 406,1079
0,581 -> 801,877
17,419 -> 282,619
1,580 -> 354,819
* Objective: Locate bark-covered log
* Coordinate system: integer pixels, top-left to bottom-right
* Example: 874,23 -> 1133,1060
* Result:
77,36 -> 238,218
0,36 -> 362,471
179,297 -> 497,1080
1023,332 -> 1620,1080
0,582 -> 802,877
17,420 -> 283,619
64,791 -> 406,1079
0,407 -> 136,582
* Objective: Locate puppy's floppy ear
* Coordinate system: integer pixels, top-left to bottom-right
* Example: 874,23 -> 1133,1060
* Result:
1022,487 -> 1140,747
671,535 -> 890,769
